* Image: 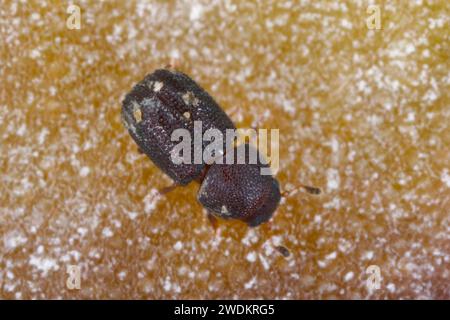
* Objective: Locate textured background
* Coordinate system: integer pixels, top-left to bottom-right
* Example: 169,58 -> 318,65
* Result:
0,0 -> 449,299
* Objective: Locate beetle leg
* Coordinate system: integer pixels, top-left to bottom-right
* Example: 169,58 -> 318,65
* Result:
158,183 -> 179,195
194,166 -> 210,184
282,184 -> 321,197
207,211 -> 219,230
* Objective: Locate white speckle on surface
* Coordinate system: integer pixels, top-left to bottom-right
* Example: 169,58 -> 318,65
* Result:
341,19 -> 352,29
29,49 -> 41,59
36,245 -> 44,254
30,12 -> 40,21
118,271 -> 127,281
49,86 -> 57,96
163,277 -> 172,292
325,251 -> 337,260
338,238 -> 353,254
242,229 -> 259,246
387,40 -> 416,58
440,169 -> 450,188
143,189 -> 161,214
362,251 -> 374,260
246,251 -> 257,263
79,166 -> 90,177
384,102 -> 393,111
4,230 -> 28,251
173,241 -> 183,251
189,3 -> 203,21
258,253 -> 270,270
405,43 -> 416,54
170,49 -> 180,59
37,128 -> 49,144
329,137 -> 339,153
347,150 -> 356,162
102,227 -> 113,238
126,211 -> 138,220
244,276 -> 257,289
406,112 -> 415,122
387,283 -> 396,293
344,272 -> 354,282
323,197 -> 341,210
326,168 -> 340,191
77,227 -> 88,237
29,255 -> 58,276
317,260 -> 327,268
423,88 -> 439,103
16,124 -> 27,136
271,236 -> 282,247
314,215 -> 322,224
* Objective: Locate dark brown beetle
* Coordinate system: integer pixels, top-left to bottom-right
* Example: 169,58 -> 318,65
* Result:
122,69 -> 315,227
197,143 -> 281,227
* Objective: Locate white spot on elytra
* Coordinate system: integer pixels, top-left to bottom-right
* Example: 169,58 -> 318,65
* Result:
153,81 -> 163,92
221,205 -> 230,216
131,101 -> 142,123
182,91 -> 199,106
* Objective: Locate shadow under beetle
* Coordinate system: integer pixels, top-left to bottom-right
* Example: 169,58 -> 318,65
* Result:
122,68 -> 319,227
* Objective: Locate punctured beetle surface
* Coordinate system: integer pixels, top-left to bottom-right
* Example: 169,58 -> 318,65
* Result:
197,144 -> 281,227
122,69 -> 236,185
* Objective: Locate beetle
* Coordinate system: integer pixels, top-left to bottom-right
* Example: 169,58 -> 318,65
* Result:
122,68 -> 317,227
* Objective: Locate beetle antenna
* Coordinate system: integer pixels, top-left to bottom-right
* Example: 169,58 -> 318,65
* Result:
281,184 -> 321,197
300,184 -> 322,195
165,57 -> 181,70
274,245 -> 291,258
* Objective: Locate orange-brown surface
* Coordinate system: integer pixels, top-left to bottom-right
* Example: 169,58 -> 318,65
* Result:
0,0 -> 449,299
